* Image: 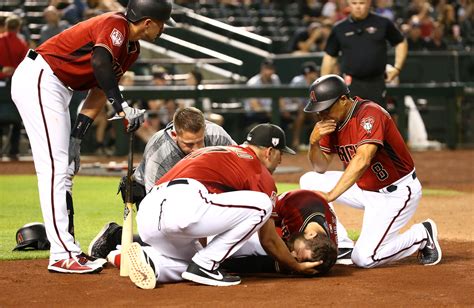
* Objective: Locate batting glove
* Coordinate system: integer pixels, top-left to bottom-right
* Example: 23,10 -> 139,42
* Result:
122,103 -> 145,132
68,136 -> 81,175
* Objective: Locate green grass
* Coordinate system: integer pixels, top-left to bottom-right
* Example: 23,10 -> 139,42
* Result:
0,177 -> 463,260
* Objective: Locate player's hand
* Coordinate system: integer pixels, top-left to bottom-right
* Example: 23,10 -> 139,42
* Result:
309,120 -> 336,145
294,260 -> 323,275
385,66 -> 400,83
314,190 -> 330,202
68,136 -> 81,175
121,103 -> 145,132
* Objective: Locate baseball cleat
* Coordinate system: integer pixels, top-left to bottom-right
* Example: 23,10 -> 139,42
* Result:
88,222 -> 122,260
419,219 -> 442,266
181,262 -> 241,287
48,253 -> 103,274
127,243 -> 157,290
335,248 -> 353,265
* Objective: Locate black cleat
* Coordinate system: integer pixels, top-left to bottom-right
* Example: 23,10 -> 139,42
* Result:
88,222 -> 122,259
181,262 -> 241,286
419,219 -> 442,266
336,248 -> 353,265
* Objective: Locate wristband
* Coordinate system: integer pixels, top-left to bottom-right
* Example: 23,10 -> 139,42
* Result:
71,113 -> 93,139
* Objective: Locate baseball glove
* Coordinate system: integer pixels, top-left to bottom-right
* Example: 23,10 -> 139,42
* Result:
117,175 -> 146,207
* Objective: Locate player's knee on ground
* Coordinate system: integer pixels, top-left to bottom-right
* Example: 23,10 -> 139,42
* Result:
351,248 -> 378,268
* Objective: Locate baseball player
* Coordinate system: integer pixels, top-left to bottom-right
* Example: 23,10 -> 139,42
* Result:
134,106 -> 236,193
224,189 -> 338,275
10,0 -> 175,274
300,75 -> 442,268
125,124 -> 321,289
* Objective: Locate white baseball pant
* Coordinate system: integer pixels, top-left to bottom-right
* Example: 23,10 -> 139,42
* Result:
300,170 -> 427,268
136,178 -> 272,283
11,52 -> 80,262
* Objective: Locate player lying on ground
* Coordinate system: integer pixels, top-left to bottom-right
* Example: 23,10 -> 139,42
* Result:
301,74 -> 442,268
90,189 -> 339,277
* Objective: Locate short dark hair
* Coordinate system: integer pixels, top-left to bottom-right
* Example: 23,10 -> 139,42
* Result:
189,69 -> 203,85
261,58 -> 275,69
173,107 -> 205,134
287,232 -> 338,275
6,14 -> 21,31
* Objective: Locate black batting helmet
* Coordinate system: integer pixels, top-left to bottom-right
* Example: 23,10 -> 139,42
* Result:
13,222 -> 50,251
304,74 -> 350,113
125,0 -> 176,26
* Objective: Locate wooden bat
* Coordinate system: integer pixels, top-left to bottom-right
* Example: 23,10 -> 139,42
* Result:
120,132 -> 135,277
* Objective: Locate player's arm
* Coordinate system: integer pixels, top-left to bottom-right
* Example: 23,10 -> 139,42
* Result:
258,218 -> 321,275
386,39 -> 408,82
91,46 -> 144,132
324,143 -> 378,202
308,120 -> 336,173
320,53 -> 338,76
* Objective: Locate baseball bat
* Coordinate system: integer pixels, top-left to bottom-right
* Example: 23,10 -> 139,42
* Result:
120,132 -> 135,277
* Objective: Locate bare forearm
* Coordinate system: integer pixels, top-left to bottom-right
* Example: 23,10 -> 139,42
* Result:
394,39 -> 408,71
327,154 -> 370,202
321,54 -> 337,76
79,88 -> 108,119
308,143 -> 330,173
259,221 -> 300,271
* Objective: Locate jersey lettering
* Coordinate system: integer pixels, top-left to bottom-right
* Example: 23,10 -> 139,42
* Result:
188,146 -> 253,160
336,144 -> 357,163
371,162 -> 389,181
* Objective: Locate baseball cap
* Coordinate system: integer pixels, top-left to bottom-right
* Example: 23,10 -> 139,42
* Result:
246,123 -> 296,155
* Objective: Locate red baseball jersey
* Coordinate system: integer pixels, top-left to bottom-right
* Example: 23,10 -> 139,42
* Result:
320,98 -> 414,191
158,145 -> 277,200
36,12 -> 139,91
0,32 -> 29,80
274,190 -> 338,246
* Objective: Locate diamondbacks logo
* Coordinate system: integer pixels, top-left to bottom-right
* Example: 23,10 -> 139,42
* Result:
110,28 -> 124,47
271,138 -> 280,147
310,90 -> 317,102
360,116 -> 375,134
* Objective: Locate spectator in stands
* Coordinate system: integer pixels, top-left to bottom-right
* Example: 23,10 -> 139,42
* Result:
320,0 -> 408,109
374,0 -> 395,21
425,22 -> 448,50
0,14 -> 29,160
85,0 -> 125,17
61,0 -> 86,24
410,1 -> 435,40
0,16 -> 6,33
287,61 -> 320,150
146,65 -> 177,131
177,69 -> 224,126
289,22 -> 331,54
406,21 -> 427,50
39,6 -> 70,45
298,0 -> 323,24
244,59 -> 293,138
459,1 -> 473,48
438,3 -> 463,48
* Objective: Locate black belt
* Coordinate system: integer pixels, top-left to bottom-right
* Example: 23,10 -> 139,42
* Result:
385,172 -> 417,193
167,179 -> 189,187
27,50 -> 38,60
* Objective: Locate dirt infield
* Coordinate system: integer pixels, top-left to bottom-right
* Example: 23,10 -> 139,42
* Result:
0,149 -> 473,306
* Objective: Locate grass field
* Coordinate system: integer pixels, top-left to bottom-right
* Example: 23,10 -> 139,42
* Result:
0,175 -> 462,261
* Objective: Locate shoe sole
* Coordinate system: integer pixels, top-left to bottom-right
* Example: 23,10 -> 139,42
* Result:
423,219 -> 442,266
88,222 -> 115,258
335,258 -> 354,265
181,271 -> 241,287
127,243 -> 156,290
48,265 -> 103,274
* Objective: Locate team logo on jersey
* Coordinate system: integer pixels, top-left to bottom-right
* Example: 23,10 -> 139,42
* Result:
361,116 -> 375,134
110,28 -> 124,47
272,138 -> 280,147
366,26 -> 378,34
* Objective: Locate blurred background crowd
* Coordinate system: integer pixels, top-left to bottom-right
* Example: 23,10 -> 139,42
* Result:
0,0 -> 473,157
